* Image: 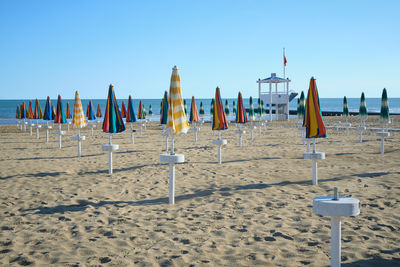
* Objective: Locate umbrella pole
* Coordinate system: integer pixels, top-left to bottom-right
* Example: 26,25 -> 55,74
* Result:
312,139 -> 317,185
165,135 -> 169,151
58,124 -> 62,149
331,216 -> 342,267
91,125 -> 94,136
24,119 -> 26,132
218,131 -> 222,164
46,121 -> 49,143
30,121 -> 33,136
169,162 -> 175,204
130,123 -> 134,144
170,135 -> 175,155
78,128 -> 81,157
109,133 -> 113,174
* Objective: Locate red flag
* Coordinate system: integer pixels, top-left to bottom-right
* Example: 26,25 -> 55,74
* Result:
284,55 -> 287,67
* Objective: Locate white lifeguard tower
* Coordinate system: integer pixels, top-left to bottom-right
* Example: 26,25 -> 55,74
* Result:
257,73 -> 291,121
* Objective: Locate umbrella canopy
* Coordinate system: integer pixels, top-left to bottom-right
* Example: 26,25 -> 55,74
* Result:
126,95 -> 137,123
87,100 -> 96,120
102,84 -> 126,133
189,96 -> 199,122
66,102 -> 71,119
299,91 -> 305,118
343,96 -> 349,117
236,92 -> 247,123
248,96 -> 256,121
97,104 -> 102,118
121,101 -> 127,118
72,91 -> 87,128
16,106 -> 20,119
160,91 -> 169,124
303,77 -> 326,138
257,98 -> 262,117
43,96 -> 53,121
27,101 -> 33,119
52,104 -> 56,119
261,100 -> 266,116
380,88 -> 389,122
166,66 -> 189,135
137,100 -> 144,119
359,92 -> 367,119
184,99 -> 187,114
54,95 -> 67,124
233,101 -> 237,115
199,102 -> 205,116
212,87 -> 228,130
142,105 -> 147,119
297,99 -> 301,119
33,98 -> 43,119
20,102 -> 27,119
149,104 -> 153,116
225,100 -> 230,116
210,99 -> 214,115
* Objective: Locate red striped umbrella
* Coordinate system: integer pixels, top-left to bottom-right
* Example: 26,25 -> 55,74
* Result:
236,92 -> 247,124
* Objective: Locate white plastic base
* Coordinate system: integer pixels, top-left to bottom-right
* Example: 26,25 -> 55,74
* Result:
102,144 -> 119,151
355,126 -> 366,131
313,196 -> 360,217
235,129 -> 246,134
160,154 -> 184,163
54,130 -> 66,135
303,152 -> 325,160
212,139 -> 227,145
72,135 -> 86,141
376,131 -> 390,137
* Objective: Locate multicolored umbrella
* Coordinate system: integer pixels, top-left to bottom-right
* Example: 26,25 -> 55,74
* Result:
97,104 -> 102,118
126,95 -> 137,123
210,99 -> 214,115
224,100 -> 230,116
359,92 -> 367,120
102,85 -> 125,133
236,92 -> 247,123
212,87 -> 228,131
184,99 -> 187,115
87,100 -> 96,121
137,100 -> 144,120
166,66 -> 189,136
248,96 -> 256,121
160,91 -> 169,124
142,105 -> 147,119
199,102 -> 205,116
66,102 -> 71,119
54,95 -> 67,124
257,98 -> 262,117
380,88 -> 389,122
52,104 -> 56,119
33,98 -> 43,119
27,101 -> 33,119
121,101 -> 127,118
16,105 -> 20,119
43,96 -> 53,121
233,101 -> 237,115
72,91 -> 87,128
343,96 -> 349,117
20,102 -> 27,119
148,104 -> 153,116
189,96 -> 199,122
303,77 -> 326,139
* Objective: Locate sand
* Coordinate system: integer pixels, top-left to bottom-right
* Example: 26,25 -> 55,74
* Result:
0,116 -> 399,266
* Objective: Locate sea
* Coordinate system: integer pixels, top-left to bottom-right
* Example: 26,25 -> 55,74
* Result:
1,98 -> 399,125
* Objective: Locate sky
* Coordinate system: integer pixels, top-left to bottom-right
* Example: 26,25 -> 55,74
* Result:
0,0 -> 399,99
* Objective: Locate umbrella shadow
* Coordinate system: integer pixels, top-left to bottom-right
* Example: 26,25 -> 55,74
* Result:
192,157 -> 281,164
78,163 -> 160,175
15,153 -> 103,161
1,171 -> 67,180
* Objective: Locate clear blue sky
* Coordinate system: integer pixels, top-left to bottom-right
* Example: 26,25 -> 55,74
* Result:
0,0 -> 399,99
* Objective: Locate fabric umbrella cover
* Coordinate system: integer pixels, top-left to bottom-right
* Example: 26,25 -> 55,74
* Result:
33,98 -> 43,119
303,77 -> 326,138
149,104 -> 153,116
380,88 -> 389,122
43,97 -> 53,121
87,100 -> 96,120
189,96 -> 199,122
166,66 -> 189,135
257,98 -> 262,117
27,101 -> 33,119
126,95 -> 137,123
16,106 -> 20,119
142,105 -> 146,119
236,92 -> 247,123
359,92 -> 367,120
297,99 -> 301,119
210,99 -> 214,115
52,104 -> 56,119
212,87 -> 228,130
72,91 -> 87,128
102,84 -> 126,133
20,102 -> 27,119
248,96 -> 255,121
137,100 -> 144,119
160,91 -> 169,124
97,104 -> 102,118
261,100 -> 266,116
299,91 -> 305,117
224,100 -> 230,116
199,102 -> 205,116
54,95 -> 67,124
66,102 -> 71,119
343,96 -> 349,117
121,101 -> 127,118
184,99 -> 187,115
232,101 -> 237,115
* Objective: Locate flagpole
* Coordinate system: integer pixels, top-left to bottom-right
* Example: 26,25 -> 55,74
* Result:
283,47 -> 286,79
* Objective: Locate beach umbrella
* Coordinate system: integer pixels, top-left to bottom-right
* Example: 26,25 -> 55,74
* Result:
212,87 -> 228,164
54,95 -> 67,148
160,100 -> 163,114
380,88 -> 389,124
224,100 -> 230,116
236,92 -> 247,124
162,66 -> 189,204
33,99 -> 43,119
96,104 -> 102,118
126,95 -> 137,144
137,100 -> 144,119
359,92 -> 367,121
303,77 -> 326,185
343,96 -> 349,117
261,100 -> 266,116
184,99 -> 187,115
102,84 -> 125,174
66,102 -> 71,119
143,105 -> 146,119
52,104 -> 56,119
199,102 -> 205,116
248,96 -> 256,121
210,99 -> 214,115
160,91 -> 169,125
27,101 -> 33,119
16,106 -> 20,119
297,99 -> 301,119
87,100 -> 96,121
20,102 -> 28,131
232,100 -> 237,115
42,97 -> 53,141
257,98 -> 262,118
149,104 -> 153,116
189,96 -> 199,123
121,101 -> 127,118
71,91 -> 87,156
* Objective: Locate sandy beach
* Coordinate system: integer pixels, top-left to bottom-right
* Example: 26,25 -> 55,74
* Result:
0,116 -> 399,266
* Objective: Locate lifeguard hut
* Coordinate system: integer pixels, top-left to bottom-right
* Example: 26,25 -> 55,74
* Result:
257,73 -> 292,121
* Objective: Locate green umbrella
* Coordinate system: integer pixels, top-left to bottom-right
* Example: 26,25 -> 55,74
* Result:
160,100 -> 163,114
359,92 -> 367,120
210,99 -> 214,115
199,102 -> 205,116
248,96 -> 255,121
261,100 -> 266,116
149,104 -> 153,116
232,101 -> 237,115
224,100 -> 230,116
143,105 -> 146,119
257,98 -> 262,117
297,98 -> 301,120
380,88 -> 389,122
184,99 -> 187,114
299,91 -> 305,118
343,96 -> 349,117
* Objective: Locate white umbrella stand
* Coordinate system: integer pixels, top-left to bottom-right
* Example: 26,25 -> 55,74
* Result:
303,138 -> 325,185
212,131 -> 227,164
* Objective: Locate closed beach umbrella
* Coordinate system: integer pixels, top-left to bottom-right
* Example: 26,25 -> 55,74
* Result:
261,100 -> 266,116
212,87 -> 228,131
189,96 -> 199,122
303,77 -> 326,139
87,100 -> 96,121
33,98 -> 43,119
97,104 -> 102,118
137,100 -> 144,119
16,106 -> 20,119
299,91 -> 305,118
184,99 -> 187,115
225,100 -> 230,116
149,104 -> 153,116
236,92 -> 247,124
72,91 -> 87,156
233,101 -> 237,115
248,96 -> 256,121
199,102 -> 205,116
20,102 -> 27,119
380,88 -> 389,122
52,104 -> 56,119
121,101 -> 127,118
126,95 -> 137,123
257,98 -> 262,117
343,96 -> 349,117
210,99 -> 214,115
160,91 -> 169,124
143,105 -> 146,119
43,97 -> 53,121
297,99 -> 301,119
54,95 -> 67,124
27,101 -> 33,119
102,85 -> 125,133
66,102 -> 71,119
359,92 -> 367,120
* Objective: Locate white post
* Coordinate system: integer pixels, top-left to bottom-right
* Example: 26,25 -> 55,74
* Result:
130,123 -> 134,144
381,138 -> 384,154
217,131 -> 222,164
67,123 -> 70,131
170,135 -> 175,155
259,126 -> 262,136
312,160 -> 318,185
346,126 -> 349,136
24,120 -> 26,132
286,80 -> 290,121
46,123 -> 49,143
165,136 -> 169,151
78,128 -> 81,157
194,130 -> 198,142
331,216 -> 341,267
250,127 -> 254,140
108,133 -> 112,174
140,125 -> 143,135
36,126 -> 39,139
275,83 -> 278,120
58,124 -> 62,149
91,126 -> 94,136
239,133 -> 242,147
269,83 -> 272,122
306,141 -> 310,153
30,124 -> 33,136
169,163 -> 175,204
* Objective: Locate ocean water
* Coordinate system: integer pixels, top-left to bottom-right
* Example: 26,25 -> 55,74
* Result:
1,98 -> 399,125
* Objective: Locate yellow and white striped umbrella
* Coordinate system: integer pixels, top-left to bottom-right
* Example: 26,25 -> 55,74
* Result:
72,91 -> 87,128
166,66 -> 189,135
